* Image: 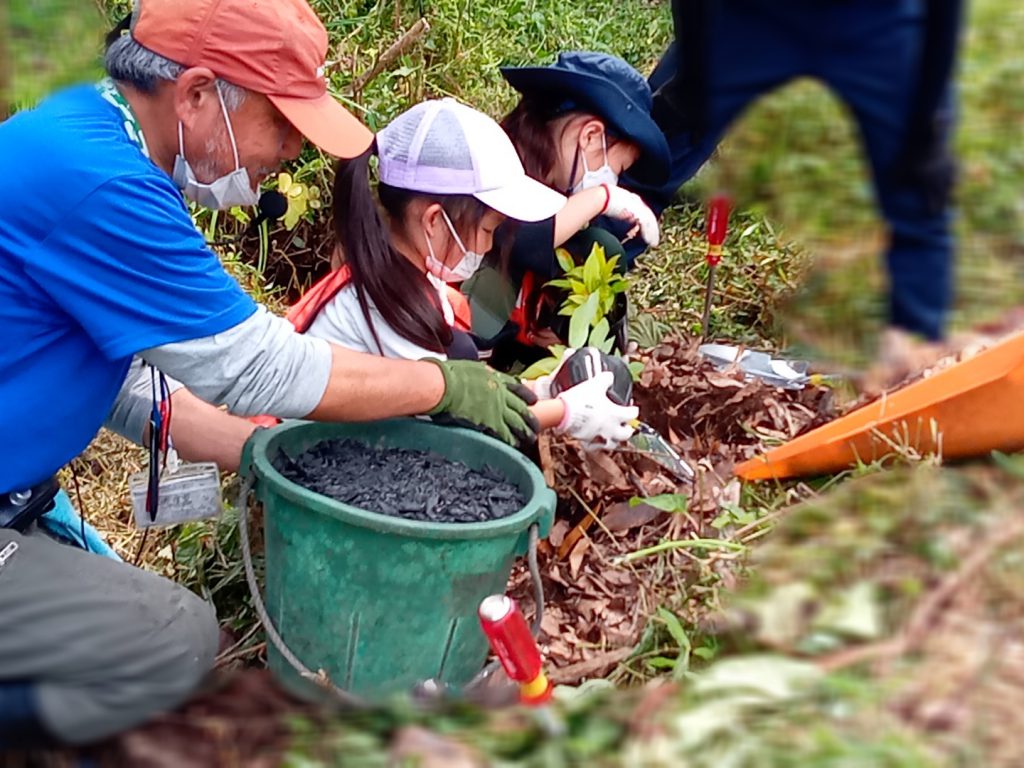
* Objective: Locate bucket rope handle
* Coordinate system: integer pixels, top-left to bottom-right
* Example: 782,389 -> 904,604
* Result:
236,473 -> 546,703
527,523 -> 545,637
237,473 -> 365,706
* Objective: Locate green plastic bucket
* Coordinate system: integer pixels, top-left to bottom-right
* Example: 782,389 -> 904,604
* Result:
240,418 -> 556,703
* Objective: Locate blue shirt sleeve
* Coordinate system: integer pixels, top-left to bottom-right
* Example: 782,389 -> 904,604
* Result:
25,172 -> 257,360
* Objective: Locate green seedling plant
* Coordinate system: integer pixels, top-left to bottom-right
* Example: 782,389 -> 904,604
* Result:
644,607 -> 717,680
521,243 -> 643,381
548,243 -> 629,325
711,501 -> 760,531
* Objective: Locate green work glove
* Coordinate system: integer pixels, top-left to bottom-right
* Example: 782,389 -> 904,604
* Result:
424,359 -> 539,447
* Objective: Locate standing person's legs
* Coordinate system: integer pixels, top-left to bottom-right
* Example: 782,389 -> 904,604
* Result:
631,0 -> 813,216
821,0 -> 955,342
0,525 -> 219,747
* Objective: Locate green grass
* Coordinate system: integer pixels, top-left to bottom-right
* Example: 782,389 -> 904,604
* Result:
4,0 -> 105,113
308,0 -> 671,128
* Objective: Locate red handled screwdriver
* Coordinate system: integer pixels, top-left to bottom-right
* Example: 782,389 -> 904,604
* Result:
479,595 -> 563,734
479,595 -> 552,706
700,194 -> 731,340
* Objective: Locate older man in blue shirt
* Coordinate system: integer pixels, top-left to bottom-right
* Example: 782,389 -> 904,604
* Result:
0,0 -> 540,747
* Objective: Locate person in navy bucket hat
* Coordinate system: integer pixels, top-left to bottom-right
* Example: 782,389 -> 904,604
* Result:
461,52 -> 668,371
500,51 -> 670,185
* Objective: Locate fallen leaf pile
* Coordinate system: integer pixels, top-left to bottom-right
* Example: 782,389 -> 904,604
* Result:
632,337 -> 836,478
510,336 -> 838,682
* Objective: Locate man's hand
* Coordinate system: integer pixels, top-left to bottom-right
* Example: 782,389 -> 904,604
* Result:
604,185 -> 660,247
556,371 -> 639,450
425,359 -> 540,447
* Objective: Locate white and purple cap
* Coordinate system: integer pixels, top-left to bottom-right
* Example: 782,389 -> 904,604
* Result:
376,98 -> 566,223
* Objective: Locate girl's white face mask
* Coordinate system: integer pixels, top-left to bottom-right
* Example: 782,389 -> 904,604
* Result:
173,87 -> 259,211
424,209 -> 485,283
570,132 -> 619,194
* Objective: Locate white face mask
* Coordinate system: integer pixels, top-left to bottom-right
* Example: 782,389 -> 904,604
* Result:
570,132 -> 619,194
424,209 -> 485,283
172,87 -> 259,210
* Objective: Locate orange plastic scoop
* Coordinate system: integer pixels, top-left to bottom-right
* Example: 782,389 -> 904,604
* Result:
735,330 -> 1024,481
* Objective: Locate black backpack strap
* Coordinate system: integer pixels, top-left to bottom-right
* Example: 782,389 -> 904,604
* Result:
0,477 -> 60,532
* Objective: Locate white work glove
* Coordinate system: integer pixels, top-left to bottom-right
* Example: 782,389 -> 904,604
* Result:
604,185 -> 660,247
556,370 -> 639,450
530,347 -> 577,400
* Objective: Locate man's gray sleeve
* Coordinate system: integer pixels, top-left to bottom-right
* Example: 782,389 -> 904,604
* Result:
140,306 -> 333,418
104,357 -> 185,445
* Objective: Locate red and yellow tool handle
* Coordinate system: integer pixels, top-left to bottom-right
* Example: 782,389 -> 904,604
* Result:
478,595 -> 553,706
705,194 -> 731,267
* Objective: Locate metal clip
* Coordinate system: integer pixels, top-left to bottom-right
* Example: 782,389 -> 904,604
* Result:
0,541 -> 19,572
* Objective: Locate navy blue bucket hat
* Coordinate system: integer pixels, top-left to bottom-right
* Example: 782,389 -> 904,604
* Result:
500,51 -> 671,185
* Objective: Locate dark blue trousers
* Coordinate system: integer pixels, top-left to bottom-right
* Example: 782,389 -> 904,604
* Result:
636,0 -> 955,340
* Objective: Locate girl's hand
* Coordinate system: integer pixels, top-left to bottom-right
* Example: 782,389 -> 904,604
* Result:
555,371 -> 638,450
603,185 -> 660,246
527,347 -> 577,400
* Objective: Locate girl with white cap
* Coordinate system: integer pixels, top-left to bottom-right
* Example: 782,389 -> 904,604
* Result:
287,98 -> 638,446
463,52 -> 671,368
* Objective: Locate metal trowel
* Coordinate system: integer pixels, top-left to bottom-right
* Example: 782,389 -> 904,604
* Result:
624,422 -> 695,482
698,343 -> 842,390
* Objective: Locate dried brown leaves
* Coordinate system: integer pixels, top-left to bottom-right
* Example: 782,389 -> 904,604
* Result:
546,335 -> 835,524
510,336 -> 838,683
633,337 -> 835,475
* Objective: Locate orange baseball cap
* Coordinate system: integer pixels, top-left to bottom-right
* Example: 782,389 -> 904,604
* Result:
131,0 -> 372,158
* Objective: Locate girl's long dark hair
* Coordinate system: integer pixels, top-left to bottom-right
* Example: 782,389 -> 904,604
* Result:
332,147 -> 488,355
500,94 -> 567,183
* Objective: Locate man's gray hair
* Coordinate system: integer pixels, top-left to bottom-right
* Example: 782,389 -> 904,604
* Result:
105,32 -> 247,111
